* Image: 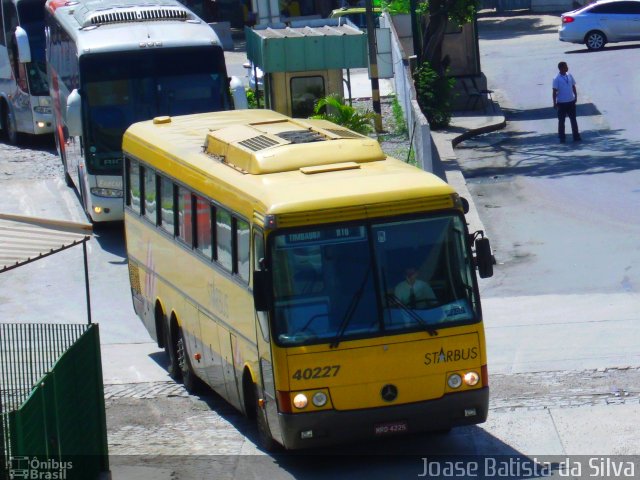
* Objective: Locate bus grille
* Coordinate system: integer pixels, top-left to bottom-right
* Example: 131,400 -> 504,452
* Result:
87,7 -> 189,27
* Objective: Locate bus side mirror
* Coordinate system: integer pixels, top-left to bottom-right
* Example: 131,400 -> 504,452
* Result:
460,196 -> 470,214
15,26 -> 31,64
66,89 -> 82,137
474,236 -> 494,279
253,270 -> 272,312
230,76 -> 248,109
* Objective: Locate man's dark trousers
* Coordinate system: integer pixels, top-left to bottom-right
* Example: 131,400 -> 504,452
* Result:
557,101 -> 580,141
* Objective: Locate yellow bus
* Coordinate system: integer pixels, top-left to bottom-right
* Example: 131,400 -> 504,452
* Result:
123,109 -> 495,450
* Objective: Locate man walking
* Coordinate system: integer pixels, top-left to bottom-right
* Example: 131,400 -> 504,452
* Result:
552,61 -> 581,143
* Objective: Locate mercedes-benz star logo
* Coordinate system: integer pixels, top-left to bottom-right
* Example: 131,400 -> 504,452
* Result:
381,384 -> 398,402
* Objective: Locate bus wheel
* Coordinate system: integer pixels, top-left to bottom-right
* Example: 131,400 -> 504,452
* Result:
61,157 -> 73,187
164,318 -> 181,381
176,328 -> 199,393
2,104 -> 18,145
77,168 -> 91,221
254,385 -> 278,452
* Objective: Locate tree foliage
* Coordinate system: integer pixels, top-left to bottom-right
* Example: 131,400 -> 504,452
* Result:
413,62 -> 455,129
419,0 -> 478,75
382,0 -> 478,74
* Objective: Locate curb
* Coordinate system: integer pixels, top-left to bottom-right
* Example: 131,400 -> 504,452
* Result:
431,104 -> 507,236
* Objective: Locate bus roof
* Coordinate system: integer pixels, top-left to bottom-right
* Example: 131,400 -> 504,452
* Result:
45,0 -> 221,54
123,110 -> 457,225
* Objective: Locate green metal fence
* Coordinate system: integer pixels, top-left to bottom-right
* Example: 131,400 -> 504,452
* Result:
0,323 -> 109,480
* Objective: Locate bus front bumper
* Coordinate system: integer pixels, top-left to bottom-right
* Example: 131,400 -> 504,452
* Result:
277,387 -> 489,450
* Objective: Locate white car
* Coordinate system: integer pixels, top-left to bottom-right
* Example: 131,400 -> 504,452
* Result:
559,0 -> 640,50
243,62 -> 264,90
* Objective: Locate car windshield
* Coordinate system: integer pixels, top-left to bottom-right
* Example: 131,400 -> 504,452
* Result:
270,214 -> 479,347
18,0 -> 48,96
80,46 -> 231,174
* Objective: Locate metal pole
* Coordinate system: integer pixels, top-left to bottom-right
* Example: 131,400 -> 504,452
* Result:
365,0 -> 383,132
0,388 -> 6,480
83,241 -> 92,324
409,0 -> 422,60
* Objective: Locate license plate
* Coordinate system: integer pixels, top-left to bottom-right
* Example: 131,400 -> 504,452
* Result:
374,420 -> 408,436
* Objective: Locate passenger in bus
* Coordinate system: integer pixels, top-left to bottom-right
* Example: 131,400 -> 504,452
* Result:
394,267 -> 437,309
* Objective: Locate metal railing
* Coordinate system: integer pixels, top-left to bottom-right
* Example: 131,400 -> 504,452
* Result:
0,323 -> 108,480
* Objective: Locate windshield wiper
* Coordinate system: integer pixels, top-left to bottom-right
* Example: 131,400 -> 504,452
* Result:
386,293 -> 438,336
329,267 -> 370,349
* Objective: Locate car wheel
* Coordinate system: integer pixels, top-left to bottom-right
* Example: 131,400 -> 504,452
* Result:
585,31 -> 606,50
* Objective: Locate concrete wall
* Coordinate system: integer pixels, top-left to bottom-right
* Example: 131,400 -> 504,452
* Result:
531,0 -> 573,12
381,13 -> 433,174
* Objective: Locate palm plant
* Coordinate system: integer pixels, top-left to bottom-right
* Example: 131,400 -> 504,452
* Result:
310,95 -> 376,135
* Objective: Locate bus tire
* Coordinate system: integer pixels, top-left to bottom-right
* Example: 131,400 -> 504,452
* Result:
2,103 -> 19,145
434,427 -> 452,435
77,167 -> 91,222
254,385 -> 278,452
164,318 -> 181,381
53,128 -> 73,187
61,157 -> 73,188
176,327 -> 200,393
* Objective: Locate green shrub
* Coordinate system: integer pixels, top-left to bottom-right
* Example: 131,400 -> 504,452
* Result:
390,95 -> 408,135
246,88 -> 258,109
310,94 -> 376,135
413,62 -> 455,130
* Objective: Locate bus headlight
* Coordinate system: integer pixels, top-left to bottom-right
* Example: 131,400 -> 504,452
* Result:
90,187 -> 123,198
463,371 -> 480,386
293,393 -> 308,409
312,391 -> 327,407
447,373 -> 462,389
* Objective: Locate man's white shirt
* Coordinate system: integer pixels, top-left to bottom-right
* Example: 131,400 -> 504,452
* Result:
553,73 -> 576,103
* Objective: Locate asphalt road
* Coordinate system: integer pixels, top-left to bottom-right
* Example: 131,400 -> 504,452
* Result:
457,12 -> 640,375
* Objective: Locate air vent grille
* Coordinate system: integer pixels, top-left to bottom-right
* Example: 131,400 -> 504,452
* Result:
238,135 -> 280,152
324,128 -> 362,139
88,7 -> 188,27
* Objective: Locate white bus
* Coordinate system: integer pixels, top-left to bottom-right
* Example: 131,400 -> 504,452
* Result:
45,0 -> 239,223
0,0 -> 53,144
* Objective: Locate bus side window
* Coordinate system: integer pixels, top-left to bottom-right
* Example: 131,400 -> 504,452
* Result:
253,229 -> 269,342
158,175 -> 175,234
143,167 -> 157,225
177,186 -> 193,247
194,194 -> 212,260
127,158 -> 141,215
253,230 -> 264,273
216,207 -> 233,271
236,218 -> 250,283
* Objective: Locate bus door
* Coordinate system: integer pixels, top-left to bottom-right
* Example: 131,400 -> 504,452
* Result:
198,309 -> 227,397
62,88 -> 83,189
252,228 -> 283,444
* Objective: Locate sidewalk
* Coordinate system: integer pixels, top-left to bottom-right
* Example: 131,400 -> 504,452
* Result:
431,102 -> 507,235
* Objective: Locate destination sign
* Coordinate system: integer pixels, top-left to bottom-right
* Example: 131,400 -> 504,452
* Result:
279,226 -> 366,247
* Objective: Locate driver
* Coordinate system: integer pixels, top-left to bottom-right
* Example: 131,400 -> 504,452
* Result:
394,267 -> 437,309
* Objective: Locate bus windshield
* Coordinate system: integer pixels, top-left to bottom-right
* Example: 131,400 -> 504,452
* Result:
18,0 -> 48,96
271,214 -> 479,346
80,46 -> 231,175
